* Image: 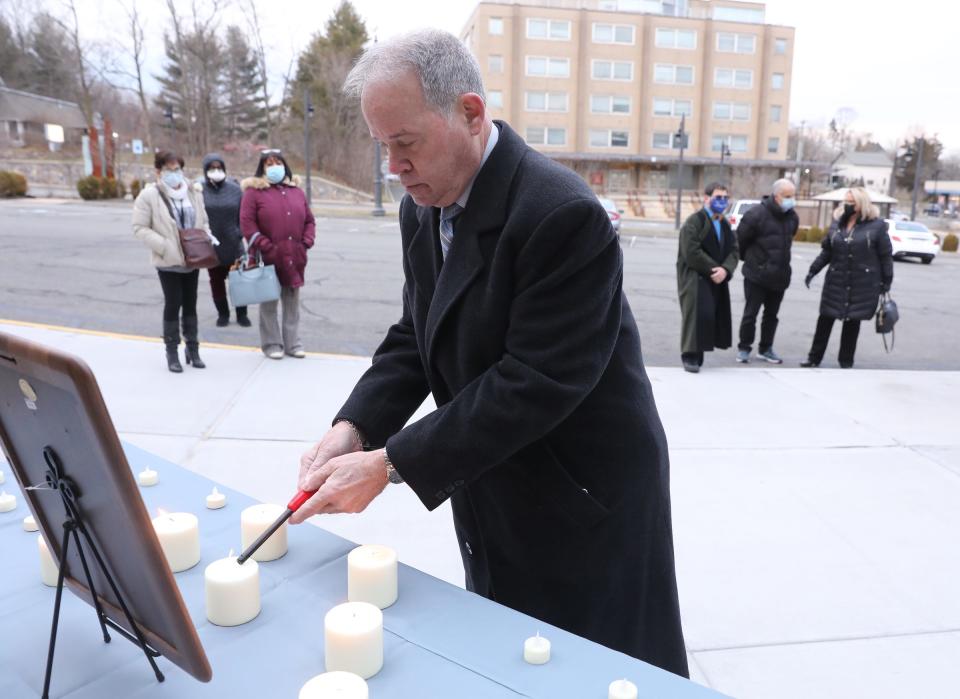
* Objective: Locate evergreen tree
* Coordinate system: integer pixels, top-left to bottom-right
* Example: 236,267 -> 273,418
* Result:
222,25 -> 266,142
27,13 -> 79,100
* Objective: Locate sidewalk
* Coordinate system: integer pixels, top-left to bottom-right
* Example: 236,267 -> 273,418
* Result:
2,320 -> 958,699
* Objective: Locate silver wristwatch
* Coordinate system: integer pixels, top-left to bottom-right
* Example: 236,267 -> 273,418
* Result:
384,448 -> 404,484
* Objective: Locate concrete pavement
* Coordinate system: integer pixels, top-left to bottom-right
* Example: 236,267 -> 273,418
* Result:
1,319 -> 958,698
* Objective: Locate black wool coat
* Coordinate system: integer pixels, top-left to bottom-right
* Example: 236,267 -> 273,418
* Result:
336,122 -> 688,678
737,195 -> 798,291
808,216 -> 893,320
201,153 -> 244,266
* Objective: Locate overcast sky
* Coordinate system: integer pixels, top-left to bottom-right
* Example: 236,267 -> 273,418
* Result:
73,0 -> 959,154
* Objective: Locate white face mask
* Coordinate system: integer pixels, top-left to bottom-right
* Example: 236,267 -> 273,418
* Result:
207,169 -> 226,183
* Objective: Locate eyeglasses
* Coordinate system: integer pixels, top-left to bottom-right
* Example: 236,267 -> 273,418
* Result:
260,149 -> 282,156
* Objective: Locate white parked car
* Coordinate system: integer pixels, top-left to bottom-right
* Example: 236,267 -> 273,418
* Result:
727,199 -> 761,232
597,197 -> 622,234
885,219 -> 940,264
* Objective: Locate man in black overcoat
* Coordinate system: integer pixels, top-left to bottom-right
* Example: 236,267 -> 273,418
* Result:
288,29 -> 688,678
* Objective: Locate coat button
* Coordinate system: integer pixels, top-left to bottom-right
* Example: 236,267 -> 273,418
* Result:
445,484 -> 456,494
454,480 -> 464,487
435,490 -> 446,501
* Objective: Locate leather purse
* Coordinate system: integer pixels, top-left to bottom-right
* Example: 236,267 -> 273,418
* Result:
228,251 -> 281,307
178,228 -> 219,269
875,292 -> 898,352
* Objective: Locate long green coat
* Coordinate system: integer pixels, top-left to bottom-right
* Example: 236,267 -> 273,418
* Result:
676,209 -> 739,354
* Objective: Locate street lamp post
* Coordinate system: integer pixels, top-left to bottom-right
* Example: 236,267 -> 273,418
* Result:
674,114 -> 686,230
910,137 -> 925,221
163,105 -> 174,148
303,87 -> 314,204
720,142 -> 731,181
372,140 -> 385,217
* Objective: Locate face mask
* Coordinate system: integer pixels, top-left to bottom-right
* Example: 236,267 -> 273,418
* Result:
779,197 -> 796,211
843,203 -> 856,217
207,169 -> 225,183
265,165 -> 286,184
161,170 -> 183,189
709,197 -> 728,215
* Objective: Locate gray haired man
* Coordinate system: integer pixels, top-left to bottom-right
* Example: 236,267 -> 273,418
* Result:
289,29 -> 688,677
736,178 -> 799,363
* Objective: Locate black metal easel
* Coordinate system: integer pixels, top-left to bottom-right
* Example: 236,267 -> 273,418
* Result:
39,445 -> 164,699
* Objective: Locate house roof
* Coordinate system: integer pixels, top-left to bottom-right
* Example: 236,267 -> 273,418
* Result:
812,187 -> 897,204
834,150 -> 893,168
0,86 -> 88,129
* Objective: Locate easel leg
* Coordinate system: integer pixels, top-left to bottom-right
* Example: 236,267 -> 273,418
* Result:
69,523 -> 111,644
41,524 -> 72,699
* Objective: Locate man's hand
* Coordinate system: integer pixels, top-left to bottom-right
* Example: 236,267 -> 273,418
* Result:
805,274 -> 813,289
710,266 -> 728,284
289,449 -> 389,523
297,422 -> 363,494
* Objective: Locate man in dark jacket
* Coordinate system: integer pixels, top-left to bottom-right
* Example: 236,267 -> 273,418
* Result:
676,182 -> 739,373
287,30 -> 689,678
200,153 -> 248,327
735,179 -> 799,364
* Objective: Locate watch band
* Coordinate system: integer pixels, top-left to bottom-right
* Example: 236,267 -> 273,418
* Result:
383,448 -> 404,484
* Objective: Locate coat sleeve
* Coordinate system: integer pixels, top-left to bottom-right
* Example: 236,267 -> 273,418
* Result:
302,196 -> 316,249
736,208 -> 758,257
131,191 -> 168,256
383,198 -> 625,511
722,222 -> 739,277
808,225 -> 835,278
876,221 -> 894,290
678,213 -> 717,276
240,189 -> 272,253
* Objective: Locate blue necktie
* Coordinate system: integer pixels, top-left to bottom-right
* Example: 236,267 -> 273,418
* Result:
439,203 -> 463,259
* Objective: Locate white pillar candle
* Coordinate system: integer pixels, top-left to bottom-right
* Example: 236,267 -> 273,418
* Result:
138,467 -> 159,487
608,679 -> 639,699
240,504 -> 288,562
0,491 -> 16,512
152,512 -> 200,573
523,632 -> 551,664
324,602 -> 383,680
348,544 -> 398,609
38,535 -> 59,587
205,487 -> 227,510
299,671 -> 368,699
23,515 -> 38,532
205,551 -> 260,626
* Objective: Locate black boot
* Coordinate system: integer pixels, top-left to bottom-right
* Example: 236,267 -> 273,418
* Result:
236,306 -> 251,327
181,316 -> 206,369
214,295 -> 230,327
163,321 -> 183,373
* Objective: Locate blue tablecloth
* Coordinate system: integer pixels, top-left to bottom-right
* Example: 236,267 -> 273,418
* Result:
0,443 -> 725,698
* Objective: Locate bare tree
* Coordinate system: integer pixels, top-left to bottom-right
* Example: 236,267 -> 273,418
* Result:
57,0 -> 96,128
105,0 -> 156,152
241,0 -> 273,143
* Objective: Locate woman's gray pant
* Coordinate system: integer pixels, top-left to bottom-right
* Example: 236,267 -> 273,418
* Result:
258,286 -> 302,354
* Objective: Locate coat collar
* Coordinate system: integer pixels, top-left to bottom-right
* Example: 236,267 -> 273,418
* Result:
410,121 -> 527,367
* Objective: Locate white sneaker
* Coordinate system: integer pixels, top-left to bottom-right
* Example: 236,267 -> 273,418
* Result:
287,349 -> 306,359
266,350 -> 284,360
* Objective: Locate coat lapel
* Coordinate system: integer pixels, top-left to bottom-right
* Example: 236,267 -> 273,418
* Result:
408,205 -> 442,303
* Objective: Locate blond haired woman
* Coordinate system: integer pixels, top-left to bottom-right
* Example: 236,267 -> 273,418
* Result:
801,187 -> 893,368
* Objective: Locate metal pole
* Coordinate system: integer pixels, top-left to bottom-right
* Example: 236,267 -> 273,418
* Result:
910,137 -> 925,221
303,87 -> 312,204
675,113 -> 685,230
372,139 -> 385,217
794,119 -> 805,185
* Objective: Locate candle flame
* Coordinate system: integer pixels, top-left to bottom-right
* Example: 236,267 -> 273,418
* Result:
157,507 -> 169,517
212,487 -> 219,495
228,548 -> 235,558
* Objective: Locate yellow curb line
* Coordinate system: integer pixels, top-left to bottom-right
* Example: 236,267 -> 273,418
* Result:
0,318 -> 368,361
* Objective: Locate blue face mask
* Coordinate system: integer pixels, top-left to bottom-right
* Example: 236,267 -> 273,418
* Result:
161,170 -> 183,189
265,165 -> 286,184
780,197 -> 796,211
709,197 -> 728,215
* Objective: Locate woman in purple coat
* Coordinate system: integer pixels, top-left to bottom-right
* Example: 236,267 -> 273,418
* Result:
240,150 -> 316,359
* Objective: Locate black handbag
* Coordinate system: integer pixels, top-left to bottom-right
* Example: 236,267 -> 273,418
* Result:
875,292 -> 898,352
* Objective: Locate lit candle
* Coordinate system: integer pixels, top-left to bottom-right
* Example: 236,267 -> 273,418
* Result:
348,544 -> 398,609
0,490 -> 16,512
205,550 -> 260,626
38,535 -> 59,587
299,671 -> 368,699
608,678 -> 639,699
324,602 -> 383,680
152,511 -> 200,573
138,467 -> 159,487
523,632 -> 551,664
240,504 -> 288,562
23,515 -> 38,532
205,487 -> 227,510
0,468 -> 5,484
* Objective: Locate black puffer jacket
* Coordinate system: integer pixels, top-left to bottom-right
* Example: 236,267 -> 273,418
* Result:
808,216 -> 893,321
200,152 -> 244,266
736,195 -> 798,290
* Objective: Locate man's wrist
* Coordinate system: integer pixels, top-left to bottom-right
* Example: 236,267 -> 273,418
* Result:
334,419 -> 366,451
383,447 -> 404,484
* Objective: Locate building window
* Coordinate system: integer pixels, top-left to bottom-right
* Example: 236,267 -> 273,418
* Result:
488,91 -> 503,109
526,56 -> 571,78
652,132 -> 672,149
654,63 -> 694,85
654,27 -> 696,49
525,91 -> 568,112
770,105 -> 782,122
591,95 -> 632,114
653,97 -> 692,116
713,6 -> 765,23
592,60 -> 634,81
775,38 -> 788,54
593,23 -> 635,44
489,55 -> 503,73
714,68 -> 753,89
712,101 -> 750,121
716,32 -> 756,54
772,73 -> 785,89
526,126 -> 567,146
589,129 -> 630,148
527,18 -> 571,40
712,134 -> 748,153
488,17 -> 504,35
768,137 -> 780,154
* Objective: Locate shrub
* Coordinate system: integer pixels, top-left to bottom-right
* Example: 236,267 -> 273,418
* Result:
98,177 -> 118,199
0,170 -> 28,197
943,233 -> 959,253
130,178 -> 143,199
806,226 -> 826,244
76,175 -> 101,200
794,228 -> 807,242
116,179 -> 127,199
77,175 -> 125,200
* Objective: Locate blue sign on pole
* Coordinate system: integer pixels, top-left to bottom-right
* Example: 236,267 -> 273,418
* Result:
132,139 -> 144,155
